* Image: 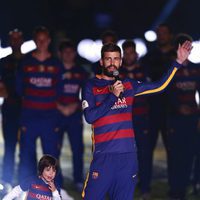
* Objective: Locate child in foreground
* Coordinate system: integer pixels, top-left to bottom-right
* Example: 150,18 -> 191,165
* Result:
2,154 -> 62,200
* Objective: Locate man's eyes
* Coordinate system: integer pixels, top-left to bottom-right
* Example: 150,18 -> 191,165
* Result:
104,57 -> 120,61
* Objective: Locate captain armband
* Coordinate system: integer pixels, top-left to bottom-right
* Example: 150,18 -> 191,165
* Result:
82,100 -> 89,110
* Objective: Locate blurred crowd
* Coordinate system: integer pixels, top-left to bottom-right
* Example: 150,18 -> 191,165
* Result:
0,23 -> 200,200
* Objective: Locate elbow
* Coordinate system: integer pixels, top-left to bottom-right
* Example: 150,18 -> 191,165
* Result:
83,110 -> 96,124
84,115 -> 94,124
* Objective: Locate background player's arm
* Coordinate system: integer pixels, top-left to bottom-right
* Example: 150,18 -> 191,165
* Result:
57,102 -> 79,116
0,81 -> 8,98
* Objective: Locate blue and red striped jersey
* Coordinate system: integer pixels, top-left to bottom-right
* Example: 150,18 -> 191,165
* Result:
58,65 -> 89,108
82,61 -> 181,154
167,62 -> 200,116
120,63 -> 149,118
16,53 -> 62,114
20,176 -> 60,200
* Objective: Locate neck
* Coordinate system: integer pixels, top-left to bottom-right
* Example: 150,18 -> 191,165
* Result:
63,62 -> 74,69
40,176 -> 49,184
12,50 -> 23,59
124,63 -> 137,71
33,50 -> 51,61
158,44 -> 173,53
99,73 -> 115,81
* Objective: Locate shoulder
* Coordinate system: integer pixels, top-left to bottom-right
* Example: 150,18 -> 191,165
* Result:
84,78 -> 95,87
124,77 -> 141,87
19,175 -> 37,191
20,52 -> 34,65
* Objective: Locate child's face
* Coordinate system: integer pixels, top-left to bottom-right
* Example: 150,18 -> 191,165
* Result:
42,166 -> 56,182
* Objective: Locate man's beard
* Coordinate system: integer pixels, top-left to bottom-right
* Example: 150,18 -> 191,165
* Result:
102,65 -> 117,77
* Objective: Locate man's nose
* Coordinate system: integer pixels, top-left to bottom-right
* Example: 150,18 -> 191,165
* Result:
110,59 -> 115,65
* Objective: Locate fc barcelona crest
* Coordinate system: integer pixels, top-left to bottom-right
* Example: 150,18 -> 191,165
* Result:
38,65 -> 45,72
47,66 -> 55,73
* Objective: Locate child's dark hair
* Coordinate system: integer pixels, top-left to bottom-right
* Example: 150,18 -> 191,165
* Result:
38,154 -> 59,176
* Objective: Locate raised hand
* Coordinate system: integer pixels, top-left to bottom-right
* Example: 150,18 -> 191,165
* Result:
176,40 -> 193,64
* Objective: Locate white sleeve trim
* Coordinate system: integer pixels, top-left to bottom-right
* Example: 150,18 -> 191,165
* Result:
2,185 -> 23,200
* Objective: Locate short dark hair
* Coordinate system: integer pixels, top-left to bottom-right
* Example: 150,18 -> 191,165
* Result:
122,40 -> 136,51
9,28 -> 23,37
38,154 -> 59,176
58,39 -> 75,52
101,30 -> 118,45
101,43 -> 121,59
33,26 -> 50,39
156,23 -> 173,34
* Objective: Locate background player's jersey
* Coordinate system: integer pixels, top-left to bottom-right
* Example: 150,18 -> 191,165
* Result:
82,61 -> 181,154
58,65 -> 88,110
167,62 -> 200,116
16,53 -> 62,116
120,63 -> 149,118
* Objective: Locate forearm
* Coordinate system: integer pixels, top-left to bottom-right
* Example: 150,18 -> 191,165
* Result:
83,93 -> 117,124
2,185 -> 23,200
135,61 -> 182,96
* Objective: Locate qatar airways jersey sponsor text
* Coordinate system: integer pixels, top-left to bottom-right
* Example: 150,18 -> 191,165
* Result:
35,193 -> 52,200
175,81 -> 196,91
111,97 -> 128,110
64,84 -> 79,93
29,77 -> 52,87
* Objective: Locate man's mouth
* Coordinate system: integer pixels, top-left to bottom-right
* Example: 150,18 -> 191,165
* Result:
107,65 -> 117,71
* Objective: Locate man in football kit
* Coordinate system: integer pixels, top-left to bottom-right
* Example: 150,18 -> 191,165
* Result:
0,29 -> 23,185
57,39 -> 89,190
16,26 -> 63,183
81,41 -> 192,200
166,34 -> 200,199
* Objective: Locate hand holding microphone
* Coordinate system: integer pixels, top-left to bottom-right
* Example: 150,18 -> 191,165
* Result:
112,70 -> 124,100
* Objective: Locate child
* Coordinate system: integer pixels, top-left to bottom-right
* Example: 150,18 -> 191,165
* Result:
3,154 -> 62,200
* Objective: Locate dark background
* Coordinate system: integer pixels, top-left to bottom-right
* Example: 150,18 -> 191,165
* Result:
0,0 -> 199,46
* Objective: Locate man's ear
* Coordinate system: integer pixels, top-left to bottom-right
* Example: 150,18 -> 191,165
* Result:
120,59 -> 122,66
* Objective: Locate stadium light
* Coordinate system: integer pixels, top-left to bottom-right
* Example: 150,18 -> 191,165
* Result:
21,40 -> 36,54
188,40 -> 200,64
144,30 -> 157,42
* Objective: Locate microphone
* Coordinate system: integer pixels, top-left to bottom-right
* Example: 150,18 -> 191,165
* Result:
113,70 -> 123,100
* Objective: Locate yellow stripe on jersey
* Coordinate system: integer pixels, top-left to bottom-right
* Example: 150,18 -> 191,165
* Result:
91,126 -> 95,153
135,67 -> 178,96
82,127 -> 95,198
82,172 -> 90,198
